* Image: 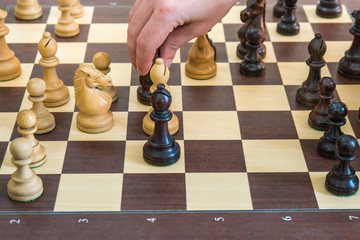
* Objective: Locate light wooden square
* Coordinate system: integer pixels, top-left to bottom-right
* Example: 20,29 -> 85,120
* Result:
6,24 -> 46,43
242,140 -> 308,172
336,85 -> 360,111
233,85 -> 290,111
310,172 -> 360,209
0,141 -> 67,174
266,22 -> 315,42
35,43 -> 87,64
222,5 -> 245,24
107,63 -> 132,86
303,5 -> 352,23
291,110 -> 355,139
68,112 -> 128,141
47,6 -> 94,24
180,63 -> 232,86
225,41 -> 277,63
0,64 -> 34,87
54,173 -> 123,211
183,111 -> 241,140
88,24 -> 127,43
324,41 -> 352,63
207,23 -> 225,43
123,140 -> 185,173
186,173 -> 253,210
0,113 -> 17,141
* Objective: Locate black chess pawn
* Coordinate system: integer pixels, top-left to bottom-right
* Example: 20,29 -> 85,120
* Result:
316,0 -> 342,18
296,33 -> 327,108
317,101 -> 347,160
273,0 -> 285,18
137,49 -> 160,105
325,134 -> 359,196
276,0 -> 300,36
240,28 -> 265,77
338,10 -> 360,80
143,84 -> 180,166
308,77 -> 336,131
206,33 -> 216,60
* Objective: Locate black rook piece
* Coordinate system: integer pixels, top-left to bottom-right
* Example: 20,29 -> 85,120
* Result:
316,0 -> 342,18
338,10 -> 360,80
325,134 -> 359,196
273,0 -> 285,18
308,77 -> 336,131
276,0 -> 299,36
317,101 -> 347,160
143,84 -> 180,166
137,49 -> 160,105
240,28 -> 265,77
296,33 -> 327,108
237,0 -> 266,59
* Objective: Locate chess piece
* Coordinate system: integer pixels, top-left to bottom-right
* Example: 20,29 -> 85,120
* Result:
38,32 -> 70,107
185,34 -> 217,80
17,109 -> 47,168
240,28 -> 265,77
296,33 -> 327,108
27,78 -> 56,134
55,0 -> 79,38
358,107 -> 360,122
137,49 -> 160,105
338,10 -> 360,80
316,0 -> 342,18
0,10 -> 21,81
308,77 -> 336,131
14,0 -> 43,20
206,33 -> 216,60
74,64 -> 114,133
273,0 -> 285,18
143,58 -> 179,135
7,138 -> 43,202
70,0 -> 84,19
325,134 -> 359,196
276,0 -> 300,36
143,84 -> 181,166
317,101 -> 347,160
237,0 -> 266,59
93,52 -> 118,102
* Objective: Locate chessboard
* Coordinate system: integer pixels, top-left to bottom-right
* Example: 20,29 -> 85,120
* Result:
1,1 -> 360,239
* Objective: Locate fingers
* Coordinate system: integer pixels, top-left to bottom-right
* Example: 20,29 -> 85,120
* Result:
128,0 -> 142,22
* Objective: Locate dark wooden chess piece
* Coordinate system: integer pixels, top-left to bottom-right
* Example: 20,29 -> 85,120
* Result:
308,77 -> 335,131
296,33 -> 327,108
338,10 -> 360,80
276,0 -> 299,36
317,101 -> 347,160
273,0 -> 285,18
325,134 -> 359,196
137,49 -> 160,105
358,107 -> 360,122
206,33 -> 216,60
237,0 -> 266,59
240,28 -> 265,77
143,84 -> 180,166
316,0 -> 342,18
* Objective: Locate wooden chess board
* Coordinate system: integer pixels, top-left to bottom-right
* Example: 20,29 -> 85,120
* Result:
1,1 -> 360,238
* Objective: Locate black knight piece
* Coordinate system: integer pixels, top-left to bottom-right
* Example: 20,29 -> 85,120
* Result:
143,84 -> 181,166
296,33 -> 327,108
317,101 -> 347,160
316,0 -> 342,18
276,0 -> 299,35
338,10 -> 360,80
325,134 -> 359,196
273,0 -> 285,18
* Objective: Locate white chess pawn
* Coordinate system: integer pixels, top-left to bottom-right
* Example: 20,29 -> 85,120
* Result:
70,0 -> 84,18
15,0 -> 43,20
55,0 -> 79,37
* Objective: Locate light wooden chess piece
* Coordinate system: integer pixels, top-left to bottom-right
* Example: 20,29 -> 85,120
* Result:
14,0 -> 43,20
38,32 -> 70,107
185,34 -> 217,80
93,52 -> 118,102
27,78 -> 56,134
7,138 -> 43,202
74,64 -> 114,133
55,0 -> 79,37
17,109 -> 47,168
142,58 -> 179,135
70,0 -> 84,19
0,10 -> 21,81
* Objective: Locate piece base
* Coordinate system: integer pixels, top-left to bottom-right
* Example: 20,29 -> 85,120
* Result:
35,123 -> 56,135
43,96 -> 70,108
0,69 -> 21,82
185,70 -> 217,80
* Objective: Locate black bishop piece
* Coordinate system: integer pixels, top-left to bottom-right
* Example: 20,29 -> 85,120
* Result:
325,134 -> 359,196
143,84 -> 180,166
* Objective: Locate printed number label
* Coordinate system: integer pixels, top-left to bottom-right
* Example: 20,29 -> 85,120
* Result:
147,218 -> 156,223
282,216 -> 292,221
214,217 -> 225,222
349,216 -> 359,220
10,219 -> 20,224
78,219 -> 89,223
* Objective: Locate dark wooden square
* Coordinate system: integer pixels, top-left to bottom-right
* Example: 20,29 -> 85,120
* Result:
327,63 -> 360,84
0,142 -> 8,166
92,7 -> 131,23
84,43 -> 130,63
311,23 -> 353,41
121,173 -> 186,210
44,24 -> 90,42
230,63 -> 282,85
110,87 -> 130,112
348,110 -> 360,139
248,172 -> 318,209
238,111 -> 298,139
223,24 -> 240,42
0,87 -> 25,112
4,6 -> 51,24
185,140 -> 246,172
272,42 -> 310,62
31,64 -> 79,87
8,44 -> 38,63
